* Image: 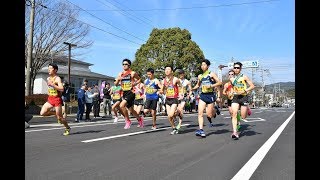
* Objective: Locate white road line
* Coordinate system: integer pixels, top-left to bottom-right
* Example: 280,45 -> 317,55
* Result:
231,111 -> 295,180
25,114 -> 197,133
82,124 -> 190,143
241,118 -> 265,122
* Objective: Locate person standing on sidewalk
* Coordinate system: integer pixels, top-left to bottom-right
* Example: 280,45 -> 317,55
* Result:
229,62 -> 255,140
76,84 -> 87,122
61,80 -> 71,120
102,83 -> 112,117
85,86 -> 99,121
191,59 -> 222,137
92,84 -> 101,118
114,59 -> 144,129
40,63 -> 71,136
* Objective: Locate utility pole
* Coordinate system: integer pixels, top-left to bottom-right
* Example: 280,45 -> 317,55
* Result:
25,0 -> 35,96
63,42 -> 77,84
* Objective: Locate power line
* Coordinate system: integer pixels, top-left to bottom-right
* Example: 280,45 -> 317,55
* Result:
105,0 -> 154,26
40,4 -> 142,45
65,0 -> 146,42
76,0 -> 279,12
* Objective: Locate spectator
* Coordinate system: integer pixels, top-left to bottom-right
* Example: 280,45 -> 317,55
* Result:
85,86 -> 99,121
76,84 -> 86,122
102,82 -> 112,117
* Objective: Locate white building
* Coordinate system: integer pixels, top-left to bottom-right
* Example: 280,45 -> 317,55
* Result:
33,56 -> 114,97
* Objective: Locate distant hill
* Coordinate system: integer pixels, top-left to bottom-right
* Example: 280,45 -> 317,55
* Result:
264,82 -> 295,97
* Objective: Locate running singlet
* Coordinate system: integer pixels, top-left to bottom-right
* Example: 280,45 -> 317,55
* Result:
145,78 -> 159,100
47,76 -> 59,96
225,82 -> 234,100
178,79 -> 188,97
199,70 -> 215,93
121,70 -> 133,92
134,83 -> 144,100
164,78 -> 178,98
112,85 -> 122,100
232,74 -> 247,95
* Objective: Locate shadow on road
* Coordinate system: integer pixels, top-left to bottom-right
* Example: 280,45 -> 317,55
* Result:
70,129 -> 106,135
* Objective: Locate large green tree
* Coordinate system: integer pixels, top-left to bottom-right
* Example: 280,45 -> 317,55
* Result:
131,27 -> 204,80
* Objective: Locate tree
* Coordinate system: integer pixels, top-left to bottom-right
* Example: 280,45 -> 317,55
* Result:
25,0 -> 93,95
131,27 -> 205,79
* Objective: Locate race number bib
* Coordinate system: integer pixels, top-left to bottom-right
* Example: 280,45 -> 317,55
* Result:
146,86 -> 154,94
166,87 -> 174,97
122,81 -> 132,91
135,93 -> 141,99
113,93 -> 120,100
201,85 -> 213,93
48,87 -> 58,96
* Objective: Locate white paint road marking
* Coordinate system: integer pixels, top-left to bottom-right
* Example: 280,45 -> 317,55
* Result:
82,124 -> 191,143
231,111 -> 295,180
25,114 -> 197,133
241,118 -> 266,122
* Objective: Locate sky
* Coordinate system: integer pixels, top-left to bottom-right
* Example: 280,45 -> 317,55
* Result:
62,0 -> 294,85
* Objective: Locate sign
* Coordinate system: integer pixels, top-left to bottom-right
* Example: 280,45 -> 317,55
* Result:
228,60 -> 259,69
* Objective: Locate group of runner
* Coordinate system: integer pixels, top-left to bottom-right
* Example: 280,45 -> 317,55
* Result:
38,58 -> 254,140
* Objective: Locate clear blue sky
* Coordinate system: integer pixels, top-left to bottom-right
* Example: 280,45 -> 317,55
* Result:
67,0 -> 294,85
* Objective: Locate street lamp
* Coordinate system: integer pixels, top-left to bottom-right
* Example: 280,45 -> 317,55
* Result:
63,42 -> 77,84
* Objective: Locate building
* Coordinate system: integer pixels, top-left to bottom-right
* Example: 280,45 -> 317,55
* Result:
33,56 -> 115,100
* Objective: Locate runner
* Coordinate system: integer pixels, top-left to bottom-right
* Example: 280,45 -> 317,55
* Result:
229,62 -> 255,140
133,80 -> 145,127
143,68 -> 162,130
191,59 -> 222,137
114,59 -> 144,129
161,65 -> 182,135
39,63 -> 71,136
175,69 -> 192,130
110,79 -> 124,123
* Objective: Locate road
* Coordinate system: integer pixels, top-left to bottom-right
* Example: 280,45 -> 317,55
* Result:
25,107 -> 295,180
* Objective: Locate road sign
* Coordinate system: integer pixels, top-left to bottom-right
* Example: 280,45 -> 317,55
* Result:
228,60 -> 259,69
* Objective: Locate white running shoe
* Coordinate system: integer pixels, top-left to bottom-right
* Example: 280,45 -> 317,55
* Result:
113,117 -> 118,123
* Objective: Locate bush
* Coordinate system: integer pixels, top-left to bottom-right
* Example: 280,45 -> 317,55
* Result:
25,94 -> 48,105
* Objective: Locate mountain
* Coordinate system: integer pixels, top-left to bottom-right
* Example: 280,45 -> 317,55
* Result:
264,82 -> 295,97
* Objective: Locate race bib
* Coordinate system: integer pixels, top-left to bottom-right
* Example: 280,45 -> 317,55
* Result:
122,81 -> 132,91
146,86 -> 154,94
201,85 -> 213,93
48,87 -> 58,96
166,87 -> 174,97
113,93 -> 120,100
135,93 -> 141,99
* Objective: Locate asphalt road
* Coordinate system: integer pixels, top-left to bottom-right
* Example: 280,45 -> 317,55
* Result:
25,107 -> 295,180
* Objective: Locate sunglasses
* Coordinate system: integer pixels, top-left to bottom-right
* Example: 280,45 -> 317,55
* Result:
122,63 -> 129,66
233,67 -> 240,69
228,74 -> 234,75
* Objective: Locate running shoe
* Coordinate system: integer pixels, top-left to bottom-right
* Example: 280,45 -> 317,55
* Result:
170,129 -> 178,135
113,117 -> 118,123
63,128 -> 71,136
195,129 -> 206,137
231,132 -> 239,140
137,116 -> 144,128
209,123 -> 214,128
124,120 -> 132,129
151,125 -> 157,130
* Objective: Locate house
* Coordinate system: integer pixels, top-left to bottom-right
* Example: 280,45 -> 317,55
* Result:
33,56 -> 115,100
